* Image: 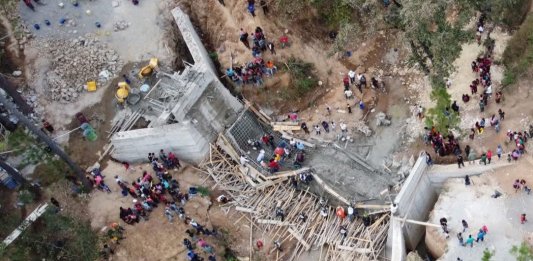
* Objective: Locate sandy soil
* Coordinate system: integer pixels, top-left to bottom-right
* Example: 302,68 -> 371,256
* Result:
87,161 -> 260,260
426,156 -> 533,260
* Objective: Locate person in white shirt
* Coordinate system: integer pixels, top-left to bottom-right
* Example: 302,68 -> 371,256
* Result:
344,89 -> 353,99
348,70 -> 356,84
257,150 -> 265,162
240,155 -> 249,166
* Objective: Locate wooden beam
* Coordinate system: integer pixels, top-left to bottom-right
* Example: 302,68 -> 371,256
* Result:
336,245 -> 372,254
279,131 -> 316,148
271,121 -> 299,126
312,174 -> 350,205
273,125 -> 301,131
236,206 -> 258,214
354,204 -> 390,210
256,219 -> 289,226
393,217 -> 440,228
288,228 -> 311,250
263,168 -> 311,180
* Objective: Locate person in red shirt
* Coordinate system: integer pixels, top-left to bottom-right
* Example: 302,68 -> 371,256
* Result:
487,149 -> 492,164
268,159 -> 279,173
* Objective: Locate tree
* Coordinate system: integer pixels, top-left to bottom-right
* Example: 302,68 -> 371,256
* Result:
510,242 -> 533,261
0,92 -> 91,190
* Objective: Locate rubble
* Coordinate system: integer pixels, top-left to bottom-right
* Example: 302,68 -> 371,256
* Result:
113,20 -> 130,32
31,36 -> 122,102
375,112 -> 391,126
353,120 -> 372,137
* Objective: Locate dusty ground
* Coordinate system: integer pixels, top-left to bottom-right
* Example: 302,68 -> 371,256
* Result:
87,161 -> 261,260
426,156 -> 533,260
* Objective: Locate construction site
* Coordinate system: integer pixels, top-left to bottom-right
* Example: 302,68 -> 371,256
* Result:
0,0 -> 532,260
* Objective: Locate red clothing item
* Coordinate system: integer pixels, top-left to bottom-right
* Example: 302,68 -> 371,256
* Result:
487,150 -> 492,159
269,161 -> 279,169
262,136 -> 269,144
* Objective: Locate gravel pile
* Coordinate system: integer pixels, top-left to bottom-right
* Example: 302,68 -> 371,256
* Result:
113,20 -> 130,32
35,36 -> 122,102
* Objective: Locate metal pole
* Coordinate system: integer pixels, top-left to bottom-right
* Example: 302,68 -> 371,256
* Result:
0,93 -> 91,190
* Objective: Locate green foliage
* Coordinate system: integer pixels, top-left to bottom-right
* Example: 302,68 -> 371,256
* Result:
486,0 -> 531,29
17,190 -> 34,204
482,248 -> 495,261
425,86 -> 459,133
33,159 -> 68,186
510,242 -> 533,261
209,51 -> 219,63
286,57 -> 319,96
4,210 -> 100,261
197,186 -> 210,197
502,14 -> 533,87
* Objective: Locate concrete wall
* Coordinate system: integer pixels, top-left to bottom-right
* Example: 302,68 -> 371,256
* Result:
172,8 -> 216,73
390,153 -> 438,259
110,7 -> 242,164
111,121 -> 210,164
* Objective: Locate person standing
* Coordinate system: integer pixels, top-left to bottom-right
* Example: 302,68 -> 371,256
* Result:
260,0 -> 268,15
248,2 -> 256,17
497,145 -> 502,160
462,220 -> 469,232
521,214 -> 528,224
476,229 -> 485,242
457,232 -> 465,246
267,42 -> 275,55
451,101 -> 459,114
347,104 -> 352,114
487,149 -> 493,164
348,70 -> 356,84
239,29 -> 250,49
480,152 -> 487,165
457,155 -> 465,168
498,109 -> 505,121
465,235 -> 474,247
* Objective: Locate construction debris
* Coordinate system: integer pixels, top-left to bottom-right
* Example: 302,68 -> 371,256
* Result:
32,36 -> 122,102
198,140 -> 390,260
354,120 -> 372,137
375,112 -> 391,126
113,20 -> 130,32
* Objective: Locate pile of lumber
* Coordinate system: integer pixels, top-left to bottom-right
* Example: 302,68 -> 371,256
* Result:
198,144 -> 390,260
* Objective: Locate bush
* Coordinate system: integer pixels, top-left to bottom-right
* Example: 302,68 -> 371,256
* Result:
286,57 -> 319,96
4,211 -> 100,260
502,14 -> 533,87
510,242 -> 533,261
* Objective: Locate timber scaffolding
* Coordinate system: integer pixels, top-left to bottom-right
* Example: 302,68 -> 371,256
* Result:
198,136 -> 390,261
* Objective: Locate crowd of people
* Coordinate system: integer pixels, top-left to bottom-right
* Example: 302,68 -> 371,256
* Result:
226,26 -> 282,87
245,134 -> 307,173
111,149 -> 220,260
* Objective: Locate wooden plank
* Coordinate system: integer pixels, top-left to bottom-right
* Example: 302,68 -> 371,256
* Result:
263,168 -> 310,180
312,174 -> 350,205
336,245 -> 372,254
393,217 -> 440,228
288,228 -> 311,250
271,121 -> 299,126
236,206 -> 258,214
243,99 -> 271,124
256,219 -> 289,226
354,204 -> 390,210
273,125 -> 301,131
